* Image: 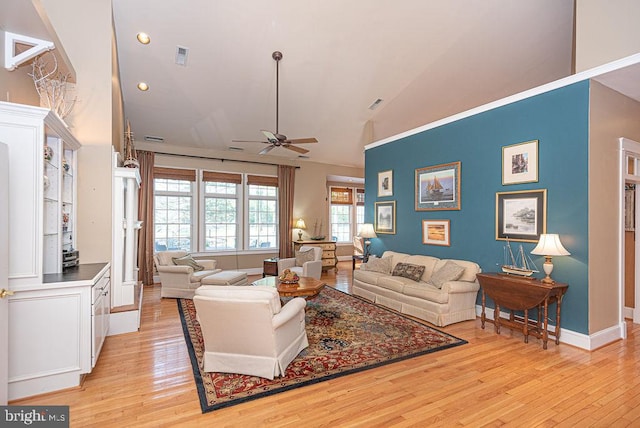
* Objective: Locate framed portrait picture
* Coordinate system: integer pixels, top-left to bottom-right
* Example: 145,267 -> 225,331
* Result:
378,170 -> 393,197
422,219 -> 450,246
375,201 -> 396,234
502,140 -> 538,185
415,161 -> 461,211
496,189 -> 547,242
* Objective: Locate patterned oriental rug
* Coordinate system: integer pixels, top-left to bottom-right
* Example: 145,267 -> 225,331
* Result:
178,286 -> 467,413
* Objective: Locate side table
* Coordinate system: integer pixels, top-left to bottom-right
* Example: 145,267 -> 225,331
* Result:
263,258 -> 279,277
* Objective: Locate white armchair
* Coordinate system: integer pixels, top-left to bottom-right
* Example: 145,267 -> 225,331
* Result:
153,251 -> 221,299
277,245 -> 323,279
193,285 -> 309,379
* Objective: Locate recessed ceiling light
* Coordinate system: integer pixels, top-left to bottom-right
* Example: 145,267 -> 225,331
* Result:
136,32 -> 150,44
137,82 -> 149,91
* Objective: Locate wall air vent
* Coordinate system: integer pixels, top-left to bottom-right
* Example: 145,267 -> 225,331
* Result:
175,46 -> 189,66
144,135 -> 164,143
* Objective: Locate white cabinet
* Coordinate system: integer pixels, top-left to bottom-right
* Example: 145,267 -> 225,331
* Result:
0,101 -> 79,289
7,263 -> 110,400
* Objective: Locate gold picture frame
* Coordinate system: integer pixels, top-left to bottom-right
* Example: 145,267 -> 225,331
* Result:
502,140 -> 539,185
422,219 -> 450,246
415,161 -> 461,211
378,170 -> 393,197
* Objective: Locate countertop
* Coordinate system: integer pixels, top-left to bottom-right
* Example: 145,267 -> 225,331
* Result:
43,262 -> 110,286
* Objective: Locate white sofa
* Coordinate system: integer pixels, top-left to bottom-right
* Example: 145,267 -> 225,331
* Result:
352,251 -> 481,327
193,285 -> 309,379
153,251 -> 221,299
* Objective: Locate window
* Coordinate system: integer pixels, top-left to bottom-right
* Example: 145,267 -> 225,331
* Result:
202,171 -> 242,251
153,168 -> 196,251
329,186 -> 365,242
247,175 -> 278,249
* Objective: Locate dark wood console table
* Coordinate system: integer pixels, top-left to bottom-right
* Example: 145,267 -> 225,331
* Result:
476,273 -> 569,349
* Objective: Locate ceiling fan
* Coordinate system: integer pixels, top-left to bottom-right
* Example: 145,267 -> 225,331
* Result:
233,51 -> 318,155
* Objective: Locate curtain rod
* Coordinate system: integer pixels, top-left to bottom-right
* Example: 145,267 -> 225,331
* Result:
151,151 -> 301,169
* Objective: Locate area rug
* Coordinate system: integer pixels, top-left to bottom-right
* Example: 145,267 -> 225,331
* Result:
178,286 -> 466,413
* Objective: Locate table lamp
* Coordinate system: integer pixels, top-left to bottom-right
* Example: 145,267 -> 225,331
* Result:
531,234 -> 570,283
359,223 -> 377,258
295,218 -> 306,241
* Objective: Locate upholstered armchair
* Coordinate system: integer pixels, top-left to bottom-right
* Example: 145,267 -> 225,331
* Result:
277,245 -> 323,279
153,251 -> 221,299
193,285 -> 309,379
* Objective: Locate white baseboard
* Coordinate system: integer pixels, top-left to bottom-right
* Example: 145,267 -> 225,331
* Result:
474,305 -> 625,351
108,310 -> 140,335
624,306 -> 634,319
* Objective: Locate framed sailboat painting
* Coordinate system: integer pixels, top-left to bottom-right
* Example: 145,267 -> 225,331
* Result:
415,161 -> 461,211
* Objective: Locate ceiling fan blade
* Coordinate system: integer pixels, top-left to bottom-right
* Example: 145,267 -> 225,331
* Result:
231,139 -> 268,143
261,130 -> 278,143
259,145 -> 276,155
283,144 -> 309,154
285,137 -> 318,144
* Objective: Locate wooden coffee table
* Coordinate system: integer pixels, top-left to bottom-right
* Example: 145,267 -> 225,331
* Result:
251,275 -> 326,299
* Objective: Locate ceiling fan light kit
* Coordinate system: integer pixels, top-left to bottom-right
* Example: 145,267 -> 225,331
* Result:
233,51 -> 318,155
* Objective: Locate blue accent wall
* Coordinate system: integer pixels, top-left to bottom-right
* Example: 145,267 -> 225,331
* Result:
365,81 -> 590,334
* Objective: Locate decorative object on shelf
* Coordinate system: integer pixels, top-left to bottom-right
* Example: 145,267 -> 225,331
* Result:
531,233 -> 570,283
502,139 -> 539,185
310,219 -> 325,240
28,53 -> 76,119
123,121 -> 139,168
294,218 -> 306,241
359,223 -> 377,257
44,145 -> 53,161
62,212 -> 69,231
62,157 -> 70,173
43,175 -> 50,190
375,201 -> 396,234
422,219 -> 451,246
278,268 -> 299,284
378,169 -> 393,197
496,189 -> 547,242
501,237 -> 538,277
415,161 -> 461,211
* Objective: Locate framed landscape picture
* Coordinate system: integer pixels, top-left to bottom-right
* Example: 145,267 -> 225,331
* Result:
378,170 -> 393,197
496,189 -> 547,242
422,219 -> 450,246
375,201 -> 396,234
415,161 -> 461,211
502,140 -> 538,185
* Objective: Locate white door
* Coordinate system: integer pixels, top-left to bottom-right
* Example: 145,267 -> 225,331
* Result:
0,142 -> 9,404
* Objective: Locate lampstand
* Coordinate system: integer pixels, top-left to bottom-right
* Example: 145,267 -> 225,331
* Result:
531,233 -> 570,283
294,218 -> 306,241
359,223 -> 377,259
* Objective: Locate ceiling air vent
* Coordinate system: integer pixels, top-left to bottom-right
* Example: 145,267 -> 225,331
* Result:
175,46 -> 189,66
228,146 -> 244,152
144,135 -> 164,143
368,98 -> 384,110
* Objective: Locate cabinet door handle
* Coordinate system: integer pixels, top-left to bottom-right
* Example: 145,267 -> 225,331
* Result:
0,288 -> 15,299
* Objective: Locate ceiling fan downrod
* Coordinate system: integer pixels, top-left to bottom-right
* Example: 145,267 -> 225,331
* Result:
272,51 -> 282,137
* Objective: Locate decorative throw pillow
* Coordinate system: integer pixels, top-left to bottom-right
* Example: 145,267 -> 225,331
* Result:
295,249 -> 315,267
172,254 -> 205,272
361,256 -> 392,274
429,261 -> 465,288
391,262 -> 426,282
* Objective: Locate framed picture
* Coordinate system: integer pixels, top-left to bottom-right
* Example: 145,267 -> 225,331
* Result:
496,189 -> 547,242
415,161 -> 461,211
502,140 -> 538,185
375,201 -> 396,234
422,219 -> 450,246
378,170 -> 393,197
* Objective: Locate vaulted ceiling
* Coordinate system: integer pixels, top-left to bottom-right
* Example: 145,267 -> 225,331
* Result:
112,1 -> 576,168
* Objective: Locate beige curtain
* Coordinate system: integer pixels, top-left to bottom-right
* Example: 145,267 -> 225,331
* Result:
137,150 -> 155,285
278,165 -> 296,259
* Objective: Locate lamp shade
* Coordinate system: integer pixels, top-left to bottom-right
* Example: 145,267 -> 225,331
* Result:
359,223 -> 377,239
294,218 -> 306,229
531,234 -> 570,256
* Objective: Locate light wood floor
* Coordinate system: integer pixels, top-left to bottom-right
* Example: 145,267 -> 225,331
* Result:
12,261 -> 640,427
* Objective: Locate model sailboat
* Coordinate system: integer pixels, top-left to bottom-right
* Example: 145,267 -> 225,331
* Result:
501,238 -> 539,277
